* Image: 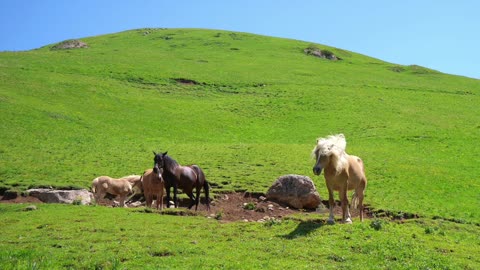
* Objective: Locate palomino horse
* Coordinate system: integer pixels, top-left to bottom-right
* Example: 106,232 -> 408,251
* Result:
91,175 -> 141,207
312,134 -> 367,224
153,151 -> 210,211
133,168 -> 165,210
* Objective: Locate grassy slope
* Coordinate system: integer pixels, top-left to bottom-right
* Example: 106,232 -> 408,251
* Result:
1,28 -> 479,268
1,28 -> 479,222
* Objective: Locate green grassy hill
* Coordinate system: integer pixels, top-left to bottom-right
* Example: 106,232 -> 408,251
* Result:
1,28 -> 480,269
1,28 -> 479,222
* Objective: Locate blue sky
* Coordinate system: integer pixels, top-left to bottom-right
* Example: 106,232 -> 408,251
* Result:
1,0 -> 479,79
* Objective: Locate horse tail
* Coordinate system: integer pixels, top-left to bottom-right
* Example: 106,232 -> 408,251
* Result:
203,178 -> 210,210
351,192 -> 359,209
191,165 -> 211,210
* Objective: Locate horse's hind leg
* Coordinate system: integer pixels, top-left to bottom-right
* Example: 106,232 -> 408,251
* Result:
194,185 -> 201,211
340,187 -> 352,224
94,191 -> 106,205
186,191 -> 196,209
357,182 -> 366,222
119,195 -> 126,207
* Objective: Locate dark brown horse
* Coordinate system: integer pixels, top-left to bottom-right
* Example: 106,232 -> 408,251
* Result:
153,151 -> 210,211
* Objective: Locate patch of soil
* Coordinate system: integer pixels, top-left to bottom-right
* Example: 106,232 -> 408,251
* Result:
0,194 -> 43,204
172,78 -> 200,85
1,191 -> 392,223
150,192 -> 372,223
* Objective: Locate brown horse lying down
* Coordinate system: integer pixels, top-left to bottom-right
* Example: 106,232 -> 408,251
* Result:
312,134 -> 367,224
91,175 -> 141,207
132,169 -> 165,210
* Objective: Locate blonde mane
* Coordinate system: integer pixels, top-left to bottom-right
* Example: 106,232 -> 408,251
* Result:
312,134 -> 349,173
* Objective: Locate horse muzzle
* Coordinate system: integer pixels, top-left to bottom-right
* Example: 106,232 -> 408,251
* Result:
313,166 -> 323,175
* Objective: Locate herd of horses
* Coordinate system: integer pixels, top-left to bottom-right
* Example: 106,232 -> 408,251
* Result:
92,134 -> 367,224
92,152 -> 210,211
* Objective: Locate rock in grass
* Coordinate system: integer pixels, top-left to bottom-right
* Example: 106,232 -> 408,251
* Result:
24,205 -> 37,211
266,174 -> 321,209
27,189 -> 93,205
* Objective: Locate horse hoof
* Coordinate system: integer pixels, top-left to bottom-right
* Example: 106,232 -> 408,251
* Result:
344,219 -> 353,224
327,219 -> 335,225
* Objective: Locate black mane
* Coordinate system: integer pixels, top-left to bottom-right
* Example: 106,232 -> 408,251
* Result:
163,154 -> 179,172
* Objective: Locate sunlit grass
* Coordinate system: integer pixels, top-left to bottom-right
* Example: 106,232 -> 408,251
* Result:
0,28 -> 479,268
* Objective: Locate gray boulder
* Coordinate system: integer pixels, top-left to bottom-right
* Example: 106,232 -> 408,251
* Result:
266,174 -> 321,209
27,189 -> 93,205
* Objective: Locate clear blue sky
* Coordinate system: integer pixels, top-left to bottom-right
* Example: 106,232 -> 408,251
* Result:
1,0 -> 479,79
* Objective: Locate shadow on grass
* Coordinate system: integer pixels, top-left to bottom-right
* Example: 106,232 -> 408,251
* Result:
281,219 -> 326,239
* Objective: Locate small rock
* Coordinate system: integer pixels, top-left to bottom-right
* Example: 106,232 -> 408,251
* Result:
255,207 -> 266,213
257,219 -> 265,223
128,201 -> 143,208
243,219 -> 249,222
222,194 -> 229,200
24,205 -> 37,211
259,196 -> 267,201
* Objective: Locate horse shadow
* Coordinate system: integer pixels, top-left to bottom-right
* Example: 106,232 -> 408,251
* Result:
280,219 -> 326,239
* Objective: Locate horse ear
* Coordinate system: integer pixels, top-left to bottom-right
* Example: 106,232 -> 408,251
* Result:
163,151 -> 168,156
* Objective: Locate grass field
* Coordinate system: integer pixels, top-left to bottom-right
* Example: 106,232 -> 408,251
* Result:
1,204 -> 479,269
1,28 -> 479,268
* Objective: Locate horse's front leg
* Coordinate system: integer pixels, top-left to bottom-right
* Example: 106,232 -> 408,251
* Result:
159,188 -> 164,210
165,185 -> 172,208
173,182 -> 178,208
327,187 -> 335,225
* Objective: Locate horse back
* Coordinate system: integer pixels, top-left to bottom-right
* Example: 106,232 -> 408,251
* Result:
91,176 -> 111,192
173,165 -> 198,188
189,165 -> 206,183
347,155 -> 367,189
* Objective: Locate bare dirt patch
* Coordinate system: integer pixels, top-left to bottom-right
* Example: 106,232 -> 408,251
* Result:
1,191 -> 377,222
0,193 -> 43,204
139,192 -> 372,223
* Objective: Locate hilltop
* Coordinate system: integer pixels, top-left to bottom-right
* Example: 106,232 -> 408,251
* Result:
0,28 -> 479,223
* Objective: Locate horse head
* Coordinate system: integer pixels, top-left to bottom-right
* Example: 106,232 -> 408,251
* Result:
312,134 -> 348,175
153,151 -> 168,179
312,146 -> 331,175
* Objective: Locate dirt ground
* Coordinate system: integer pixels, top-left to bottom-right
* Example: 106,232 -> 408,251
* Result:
0,191 -> 371,223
